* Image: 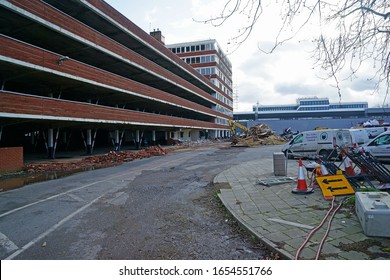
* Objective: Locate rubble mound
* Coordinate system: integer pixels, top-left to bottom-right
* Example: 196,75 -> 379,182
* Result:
232,124 -> 287,146
23,140 -> 228,174
25,145 -> 168,173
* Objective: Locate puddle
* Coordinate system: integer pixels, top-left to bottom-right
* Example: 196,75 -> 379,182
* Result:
0,168 -> 91,192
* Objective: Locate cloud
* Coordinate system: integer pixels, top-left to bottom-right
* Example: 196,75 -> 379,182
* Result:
349,77 -> 378,92
274,83 -> 318,96
105,0 -> 389,111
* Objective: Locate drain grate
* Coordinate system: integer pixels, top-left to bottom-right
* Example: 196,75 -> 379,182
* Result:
256,177 -> 297,187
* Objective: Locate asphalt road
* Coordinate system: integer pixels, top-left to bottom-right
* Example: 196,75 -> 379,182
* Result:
0,143 -> 283,260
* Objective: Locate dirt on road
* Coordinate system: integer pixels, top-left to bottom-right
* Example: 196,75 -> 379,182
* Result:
1,141 -> 282,260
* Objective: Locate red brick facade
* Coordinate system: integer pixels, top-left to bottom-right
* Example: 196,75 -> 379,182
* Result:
0,147 -> 23,174
0,0 -> 232,154
7,0 -> 229,110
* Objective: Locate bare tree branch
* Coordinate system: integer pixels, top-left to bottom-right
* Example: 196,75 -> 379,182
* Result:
198,0 -> 390,103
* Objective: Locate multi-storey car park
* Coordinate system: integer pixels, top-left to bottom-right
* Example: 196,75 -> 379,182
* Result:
0,0 -> 233,159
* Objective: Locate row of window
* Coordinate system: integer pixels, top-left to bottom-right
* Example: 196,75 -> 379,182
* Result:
254,103 -> 368,112
182,54 -> 232,81
196,67 -> 216,76
297,106 -> 329,111
210,78 -> 233,101
255,106 -> 296,112
182,55 -> 216,64
214,104 -> 233,118
299,100 -> 329,106
196,68 -> 232,99
168,42 -> 232,70
169,43 -> 214,54
214,91 -> 233,107
330,104 -> 368,109
215,117 -> 229,125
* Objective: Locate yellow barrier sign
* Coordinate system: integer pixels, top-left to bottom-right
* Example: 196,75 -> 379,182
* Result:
316,174 -> 355,199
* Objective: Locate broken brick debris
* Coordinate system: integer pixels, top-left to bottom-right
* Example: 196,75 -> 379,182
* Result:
232,124 -> 287,146
25,145 -> 168,173
23,140 -> 225,174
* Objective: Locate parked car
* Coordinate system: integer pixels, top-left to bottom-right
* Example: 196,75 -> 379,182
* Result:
282,129 -> 352,159
361,130 -> 390,162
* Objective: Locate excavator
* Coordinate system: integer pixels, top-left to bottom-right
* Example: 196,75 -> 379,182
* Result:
228,119 -> 249,136
228,120 -> 249,145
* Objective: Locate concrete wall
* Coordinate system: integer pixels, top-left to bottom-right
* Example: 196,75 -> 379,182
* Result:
0,147 -> 23,174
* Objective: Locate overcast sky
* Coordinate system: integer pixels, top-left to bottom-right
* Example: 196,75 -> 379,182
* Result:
104,0 -> 387,112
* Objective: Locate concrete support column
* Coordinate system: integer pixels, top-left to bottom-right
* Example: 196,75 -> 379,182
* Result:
135,130 -> 140,150
152,130 -> 156,146
115,130 -> 120,151
86,129 -> 92,155
48,128 -> 54,159
62,131 -> 67,146
29,132 -> 34,152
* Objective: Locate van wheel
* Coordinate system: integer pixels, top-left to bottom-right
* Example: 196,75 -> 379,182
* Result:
284,150 -> 293,159
319,150 -> 330,160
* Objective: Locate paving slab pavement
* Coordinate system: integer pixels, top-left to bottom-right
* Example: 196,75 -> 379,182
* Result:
214,157 -> 390,260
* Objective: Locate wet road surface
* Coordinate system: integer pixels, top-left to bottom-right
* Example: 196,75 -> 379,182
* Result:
0,144 -> 282,259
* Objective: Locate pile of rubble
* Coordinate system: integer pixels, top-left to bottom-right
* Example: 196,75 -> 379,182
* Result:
23,140 -> 228,174
25,145 -> 168,173
232,124 -> 287,146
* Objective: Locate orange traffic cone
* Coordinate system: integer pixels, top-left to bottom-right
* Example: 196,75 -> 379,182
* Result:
292,159 -> 313,194
342,152 -> 356,176
315,164 -> 322,177
358,147 -> 367,175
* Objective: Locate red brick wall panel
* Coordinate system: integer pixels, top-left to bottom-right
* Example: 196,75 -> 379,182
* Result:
0,147 -> 24,174
0,91 -> 226,129
0,35 -> 229,120
7,0 -> 230,109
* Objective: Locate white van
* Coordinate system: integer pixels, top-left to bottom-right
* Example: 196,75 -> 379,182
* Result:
282,129 -> 353,159
363,127 -> 388,139
349,128 -> 370,146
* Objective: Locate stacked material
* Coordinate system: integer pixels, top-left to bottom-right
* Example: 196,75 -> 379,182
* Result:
232,124 -> 287,146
